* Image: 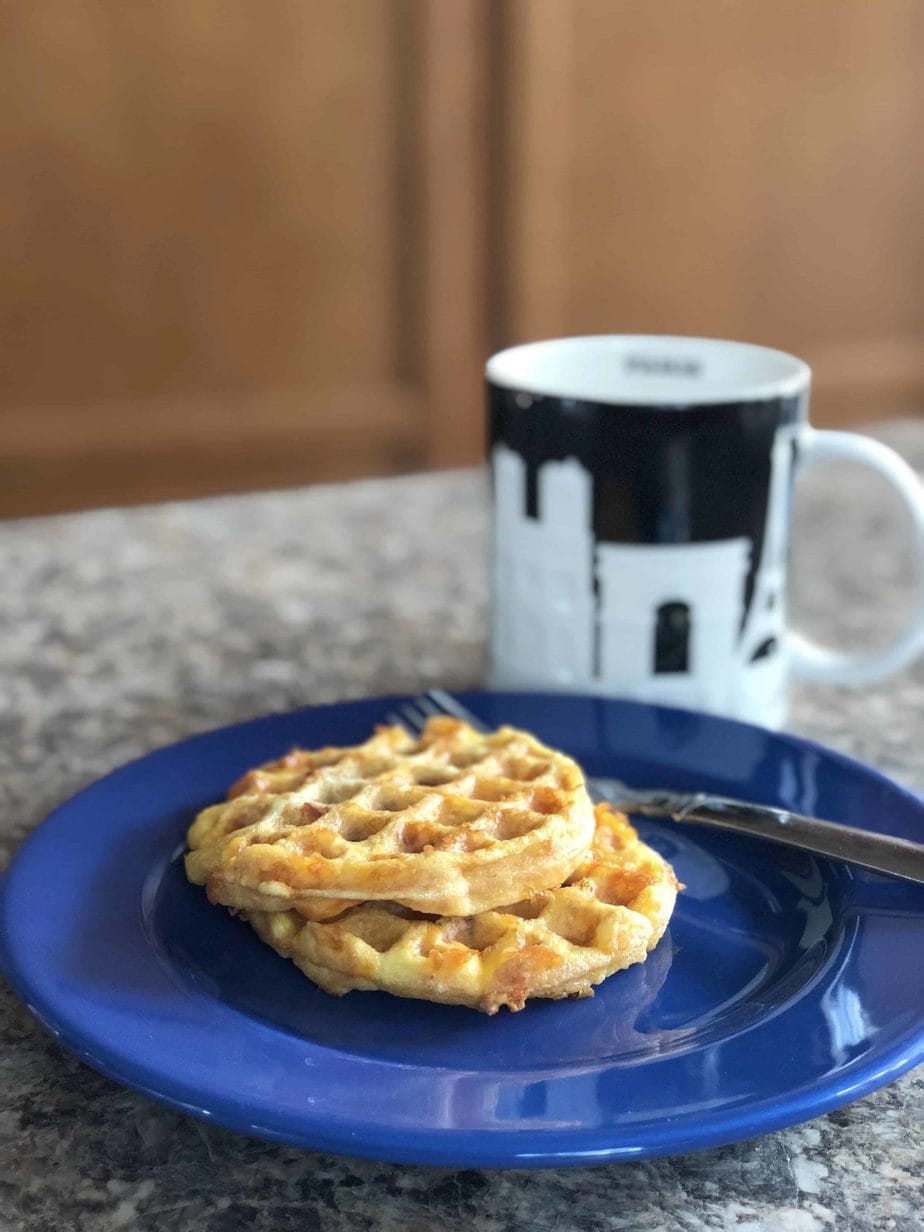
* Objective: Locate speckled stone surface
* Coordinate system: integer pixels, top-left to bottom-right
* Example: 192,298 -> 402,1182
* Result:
1,422 -> 921,1232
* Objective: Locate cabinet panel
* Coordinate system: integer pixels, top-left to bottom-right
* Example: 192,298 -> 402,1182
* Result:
0,1 -> 401,403
498,0 -> 924,424
0,0 -> 425,514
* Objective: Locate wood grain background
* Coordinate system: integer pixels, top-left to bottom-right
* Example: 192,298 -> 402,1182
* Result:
1,1 -> 921,516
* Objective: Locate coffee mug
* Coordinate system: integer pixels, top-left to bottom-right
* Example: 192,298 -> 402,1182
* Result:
485,335 -> 924,728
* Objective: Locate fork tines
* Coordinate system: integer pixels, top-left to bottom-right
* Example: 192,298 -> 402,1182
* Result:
386,689 -> 489,736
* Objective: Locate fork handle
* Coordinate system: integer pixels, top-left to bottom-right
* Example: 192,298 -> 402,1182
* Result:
418,692 -> 924,885
629,792 -> 924,885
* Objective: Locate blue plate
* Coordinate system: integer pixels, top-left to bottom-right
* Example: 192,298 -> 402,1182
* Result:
1,692 -> 922,1167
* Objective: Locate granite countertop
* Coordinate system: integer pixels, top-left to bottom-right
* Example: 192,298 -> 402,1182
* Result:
1,421 -> 922,1232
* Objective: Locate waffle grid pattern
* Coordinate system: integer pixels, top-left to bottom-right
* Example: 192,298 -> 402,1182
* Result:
185,718 -> 597,916
246,804 -> 679,1014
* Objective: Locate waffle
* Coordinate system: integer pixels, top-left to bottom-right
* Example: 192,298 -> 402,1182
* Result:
185,717 -> 596,917
245,803 -> 680,1014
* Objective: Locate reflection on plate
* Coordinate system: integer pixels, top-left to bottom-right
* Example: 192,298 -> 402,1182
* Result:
1,692 -> 922,1167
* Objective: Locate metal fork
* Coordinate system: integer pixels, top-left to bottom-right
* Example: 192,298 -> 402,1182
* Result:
386,689 -> 924,886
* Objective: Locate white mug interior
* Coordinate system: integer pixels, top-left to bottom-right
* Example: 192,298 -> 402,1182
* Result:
486,335 -> 811,407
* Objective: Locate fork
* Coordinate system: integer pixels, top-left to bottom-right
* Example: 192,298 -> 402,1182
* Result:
385,689 -> 924,886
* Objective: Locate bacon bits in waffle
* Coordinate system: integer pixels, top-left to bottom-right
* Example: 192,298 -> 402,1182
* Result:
244,803 -> 680,1014
185,717 -> 596,917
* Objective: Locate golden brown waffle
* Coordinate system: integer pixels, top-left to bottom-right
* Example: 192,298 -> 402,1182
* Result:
185,717 -> 596,917
245,804 -> 680,1014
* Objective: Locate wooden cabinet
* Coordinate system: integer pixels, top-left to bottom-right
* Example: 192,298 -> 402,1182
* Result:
0,1 -> 488,514
1,2 -> 921,516
496,0 -> 924,426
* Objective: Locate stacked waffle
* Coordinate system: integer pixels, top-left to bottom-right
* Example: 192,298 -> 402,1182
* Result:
185,717 -> 680,1013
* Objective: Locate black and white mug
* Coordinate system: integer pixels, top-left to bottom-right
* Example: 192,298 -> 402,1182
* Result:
486,335 -> 924,727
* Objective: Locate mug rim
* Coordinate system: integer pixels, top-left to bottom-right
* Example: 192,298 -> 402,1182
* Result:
485,335 -> 811,406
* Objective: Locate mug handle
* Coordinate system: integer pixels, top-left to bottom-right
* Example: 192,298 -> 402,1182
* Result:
790,428 -> 924,686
